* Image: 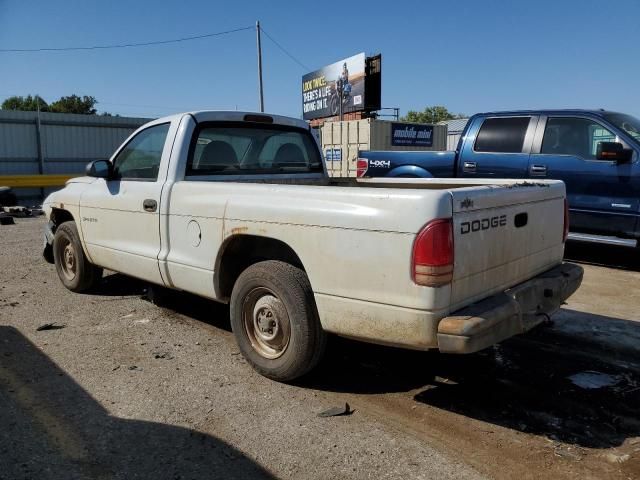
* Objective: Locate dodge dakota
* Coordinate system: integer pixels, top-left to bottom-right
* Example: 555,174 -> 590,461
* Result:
359,110 -> 640,249
42,111 -> 583,381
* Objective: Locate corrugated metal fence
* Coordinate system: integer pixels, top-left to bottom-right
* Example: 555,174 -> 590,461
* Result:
0,110 -> 151,204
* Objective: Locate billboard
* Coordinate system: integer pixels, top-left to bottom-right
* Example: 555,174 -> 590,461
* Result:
391,123 -> 434,147
302,53 -> 366,121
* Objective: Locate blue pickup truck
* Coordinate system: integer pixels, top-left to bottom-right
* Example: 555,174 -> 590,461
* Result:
359,110 -> 640,248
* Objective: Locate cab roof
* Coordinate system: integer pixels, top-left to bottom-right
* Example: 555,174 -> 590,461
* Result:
151,111 -> 309,130
476,109 -> 623,118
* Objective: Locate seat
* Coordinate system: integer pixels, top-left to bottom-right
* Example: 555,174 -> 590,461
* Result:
198,141 -> 238,171
272,143 -> 306,169
542,128 -> 561,153
564,130 -> 589,159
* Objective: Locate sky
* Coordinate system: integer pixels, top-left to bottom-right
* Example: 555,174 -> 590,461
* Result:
1,0 -> 639,120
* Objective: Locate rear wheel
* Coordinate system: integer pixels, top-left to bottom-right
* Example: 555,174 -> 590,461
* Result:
53,221 -> 102,292
230,260 -> 326,382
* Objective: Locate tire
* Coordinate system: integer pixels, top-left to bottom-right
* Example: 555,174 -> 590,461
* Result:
53,221 -> 102,293
230,260 -> 326,382
330,95 -> 339,116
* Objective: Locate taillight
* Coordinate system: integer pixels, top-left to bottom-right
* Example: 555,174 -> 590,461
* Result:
356,158 -> 368,177
412,218 -> 454,287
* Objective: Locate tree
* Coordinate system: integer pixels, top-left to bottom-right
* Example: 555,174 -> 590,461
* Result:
401,106 -> 466,124
1,95 -> 49,112
1,94 -> 102,115
49,95 -> 97,115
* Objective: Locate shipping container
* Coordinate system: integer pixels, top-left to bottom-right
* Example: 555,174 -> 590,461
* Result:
320,118 -> 447,177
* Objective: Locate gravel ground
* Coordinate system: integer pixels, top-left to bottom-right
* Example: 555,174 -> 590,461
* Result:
1,217 -> 640,479
0,218 -> 485,480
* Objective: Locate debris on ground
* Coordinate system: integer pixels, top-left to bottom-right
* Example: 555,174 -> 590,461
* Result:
36,323 -> 66,331
603,452 -> 631,464
153,352 -> 174,360
0,213 -> 15,225
1,206 -> 32,217
553,444 -> 584,461
28,206 -> 44,216
568,371 -> 621,389
318,403 -> 354,418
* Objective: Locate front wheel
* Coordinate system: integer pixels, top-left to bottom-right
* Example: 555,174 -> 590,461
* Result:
230,261 -> 326,382
53,221 -> 102,292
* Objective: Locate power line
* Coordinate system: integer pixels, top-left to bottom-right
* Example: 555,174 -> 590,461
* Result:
260,27 -> 310,71
0,26 -> 254,53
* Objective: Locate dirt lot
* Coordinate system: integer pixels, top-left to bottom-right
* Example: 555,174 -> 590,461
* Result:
1,218 -> 639,479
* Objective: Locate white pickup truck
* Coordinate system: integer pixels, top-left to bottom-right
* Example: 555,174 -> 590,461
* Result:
42,111 -> 583,381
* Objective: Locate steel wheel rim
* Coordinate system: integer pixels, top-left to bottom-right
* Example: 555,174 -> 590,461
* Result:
242,287 -> 291,359
59,238 -> 77,281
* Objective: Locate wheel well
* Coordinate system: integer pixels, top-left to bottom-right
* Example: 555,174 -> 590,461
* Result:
43,208 -> 74,264
50,208 -> 74,230
388,166 -> 432,178
216,235 -> 305,301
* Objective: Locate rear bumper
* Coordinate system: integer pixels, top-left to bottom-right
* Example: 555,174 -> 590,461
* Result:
437,262 -> 583,354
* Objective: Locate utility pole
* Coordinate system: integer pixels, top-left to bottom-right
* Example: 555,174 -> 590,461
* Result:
35,96 -> 45,199
256,21 -> 264,112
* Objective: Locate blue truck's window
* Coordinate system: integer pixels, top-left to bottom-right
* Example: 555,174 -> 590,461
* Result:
113,123 -> 170,181
604,113 -> 640,143
187,123 -> 322,176
541,117 -> 616,160
474,117 -> 530,153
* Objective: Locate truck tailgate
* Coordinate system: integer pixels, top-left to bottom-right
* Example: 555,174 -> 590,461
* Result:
450,182 -> 566,310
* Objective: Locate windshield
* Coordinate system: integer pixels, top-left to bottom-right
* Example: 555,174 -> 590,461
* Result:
604,113 -> 640,144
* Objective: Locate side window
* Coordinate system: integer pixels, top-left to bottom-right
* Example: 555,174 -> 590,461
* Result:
474,117 -> 531,153
541,117 -> 616,160
113,123 -> 170,180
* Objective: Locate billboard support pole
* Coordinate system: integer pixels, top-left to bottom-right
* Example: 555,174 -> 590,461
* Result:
256,21 -> 264,113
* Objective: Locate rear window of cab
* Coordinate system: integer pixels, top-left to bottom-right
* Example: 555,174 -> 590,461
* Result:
186,122 -> 323,176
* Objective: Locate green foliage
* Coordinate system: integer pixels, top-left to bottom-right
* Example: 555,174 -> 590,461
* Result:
1,94 -> 101,115
1,95 -> 49,112
49,95 -> 97,115
401,106 -> 466,124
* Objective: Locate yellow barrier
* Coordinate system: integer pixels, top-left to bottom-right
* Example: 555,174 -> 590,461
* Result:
0,174 -> 77,188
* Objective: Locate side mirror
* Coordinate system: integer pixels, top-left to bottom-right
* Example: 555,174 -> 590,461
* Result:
596,142 -> 633,163
86,159 -> 113,179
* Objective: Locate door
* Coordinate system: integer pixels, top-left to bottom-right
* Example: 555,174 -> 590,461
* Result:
458,116 -> 537,178
529,116 -> 640,238
79,122 -> 172,283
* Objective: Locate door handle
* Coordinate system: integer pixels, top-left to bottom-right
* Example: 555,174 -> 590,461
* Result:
530,164 -> 547,176
463,161 -> 477,173
143,199 -> 157,212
